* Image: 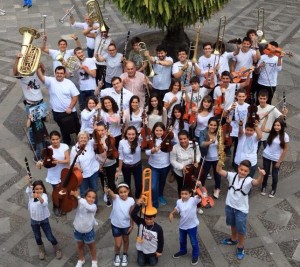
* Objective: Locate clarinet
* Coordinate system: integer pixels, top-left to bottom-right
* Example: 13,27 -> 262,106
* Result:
283,91 -> 286,126
25,157 -> 38,202
120,88 -> 124,126
122,31 -> 130,62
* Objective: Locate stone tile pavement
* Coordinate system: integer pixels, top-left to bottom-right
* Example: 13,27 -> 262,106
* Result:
0,0 -> 299,266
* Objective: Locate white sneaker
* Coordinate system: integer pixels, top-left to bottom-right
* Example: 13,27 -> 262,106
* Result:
75,259 -> 85,267
121,254 -> 128,266
213,189 -> 220,199
91,261 -> 98,267
103,193 -> 108,202
197,208 -> 204,214
114,254 -> 121,267
207,173 -> 212,180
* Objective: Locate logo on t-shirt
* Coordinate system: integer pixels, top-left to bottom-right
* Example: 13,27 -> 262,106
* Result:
27,79 -> 40,90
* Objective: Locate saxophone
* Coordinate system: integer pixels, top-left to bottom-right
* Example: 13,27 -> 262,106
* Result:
217,126 -> 226,167
17,27 -> 41,76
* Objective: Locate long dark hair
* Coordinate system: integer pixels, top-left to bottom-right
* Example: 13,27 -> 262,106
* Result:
129,95 -> 140,121
32,180 -> 47,195
169,78 -> 181,92
171,104 -> 184,131
198,95 -> 213,113
85,96 -> 98,111
207,117 -> 219,134
152,122 -> 166,143
267,118 -> 286,149
124,126 -> 139,154
102,96 -> 119,113
147,94 -> 163,116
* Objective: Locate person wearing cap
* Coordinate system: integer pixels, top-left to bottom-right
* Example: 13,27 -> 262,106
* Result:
130,198 -> 164,266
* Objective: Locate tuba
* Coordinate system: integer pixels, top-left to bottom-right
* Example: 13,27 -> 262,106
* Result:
17,27 -> 41,76
138,42 -> 156,78
86,0 -> 110,32
136,168 -> 157,243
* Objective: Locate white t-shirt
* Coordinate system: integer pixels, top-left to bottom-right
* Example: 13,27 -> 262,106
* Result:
45,143 -> 69,184
72,22 -> 98,49
101,111 -> 122,137
263,133 -> 289,161
81,108 -> 101,134
175,196 -> 200,230
232,49 -> 256,78
103,53 -> 123,83
19,74 -> 43,102
234,134 -> 258,166
110,195 -> 135,228
172,61 -> 199,91
226,172 -> 253,214
49,49 -> 74,73
94,36 -> 112,66
118,139 -> 141,165
194,110 -> 214,137
230,102 -> 249,137
145,138 -> 171,168
123,108 -> 143,133
187,88 -> 208,109
206,138 -> 218,161
198,54 -> 217,85
257,55 -> 282,86
172,119 -> 189,144
257,105 -> 281,141
218,51 -> 233,75
101,87 -> 133,111
44,76 -> 79,112
163,91 -> 182,118
152,56 -> 173,89
77,57 -> 96,91
214,83 -> 240,111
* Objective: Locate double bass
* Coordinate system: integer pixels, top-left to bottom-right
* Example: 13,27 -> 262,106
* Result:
52,146 -> 85,213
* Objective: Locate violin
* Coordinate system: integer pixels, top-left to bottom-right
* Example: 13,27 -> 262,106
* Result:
203,64 -> 215,89
231,67 -> 254,83
222,117 -> 233,148
93,129 -> 105,154
140,108 -> 154,149
160,126 -> 174,153
246,94 -> 259,127
183,91 -> 197,125
184,140 -> 200,189
263,44 -> 293,58
214,89 -> 225,116
106,123 -> 119,160
52,146 -> 85,213
42,135 -> 56,169
195,184 -> 215,209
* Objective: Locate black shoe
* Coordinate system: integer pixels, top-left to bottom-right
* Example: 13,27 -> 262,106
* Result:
28,5 -> 32,8
191,257 -> 199,265
53,208 -> 61,217
173,251 -> 187,259
23,4 -> 27,7
106,200 -> 112,207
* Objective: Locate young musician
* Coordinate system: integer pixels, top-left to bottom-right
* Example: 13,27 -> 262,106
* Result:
163,78 -> 182,121
127,37 -> 147,72
170,104 -> 189,145
123,95 -> 143,134
146,94 -> 167,130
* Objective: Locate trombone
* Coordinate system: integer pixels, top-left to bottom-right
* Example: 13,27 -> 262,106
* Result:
257,7 -> 267,44
213,16 -> 226,56
138,42 -> 156,78
59,5 -> 74,23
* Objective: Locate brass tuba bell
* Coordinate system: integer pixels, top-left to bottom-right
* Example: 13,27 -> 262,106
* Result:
17,27 -> 41,76
86,0 -> 110,32
138,42 -> 156,78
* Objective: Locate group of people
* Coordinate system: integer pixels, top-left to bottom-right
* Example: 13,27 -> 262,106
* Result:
16,9 -> 290,267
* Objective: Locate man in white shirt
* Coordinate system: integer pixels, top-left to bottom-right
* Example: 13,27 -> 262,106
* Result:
100,76 -> 133,111
145,45 -> 173,101
37,65 -> 80,145
70,13 -> 99,58
73,47 -> 97,110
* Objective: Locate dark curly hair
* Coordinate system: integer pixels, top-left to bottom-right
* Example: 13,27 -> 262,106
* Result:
101,96 -> 119,113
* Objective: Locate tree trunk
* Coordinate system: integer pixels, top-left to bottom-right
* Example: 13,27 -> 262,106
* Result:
161,26 -> 190,61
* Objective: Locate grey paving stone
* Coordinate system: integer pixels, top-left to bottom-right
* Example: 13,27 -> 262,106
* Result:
213,216 -> 231,235
264,207 -> 292,227
0,217 -> 11,235
292,242 -> 300,262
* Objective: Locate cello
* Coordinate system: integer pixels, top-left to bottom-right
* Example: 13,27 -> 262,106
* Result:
52,146 -> 85,213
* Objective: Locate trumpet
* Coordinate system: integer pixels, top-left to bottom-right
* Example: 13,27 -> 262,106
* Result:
0,8 -> 5,15
41,14 -> 47,35
257,7 -> 267,44
59,5 -> 74,23
138,42 -> 156,78
213,16 -> 226,55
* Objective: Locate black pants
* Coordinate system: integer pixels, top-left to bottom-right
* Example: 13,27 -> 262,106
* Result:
99,163 -> 117,193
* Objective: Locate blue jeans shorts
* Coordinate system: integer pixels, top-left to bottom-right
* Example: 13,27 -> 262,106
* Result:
225,205 -> 248,235
74,228 -> 95,244
111,224 -> 130,237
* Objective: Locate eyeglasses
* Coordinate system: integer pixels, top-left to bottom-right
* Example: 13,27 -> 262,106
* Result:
101,31 -> 107,34
108,49 -> 116,51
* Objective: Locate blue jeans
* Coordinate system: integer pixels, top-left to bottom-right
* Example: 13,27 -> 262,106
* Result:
80,171 -> 99,205
150,165 -> 170,208
122,162 -> 142,199
31,218 -> 58,246
87,47 -> 94,58
225,205 -> 247,235
179,226 -> 199,259
200,160 -> 221,189
79,89 -> 95,111
137,251 -> 158,266
262,157 -> 280,192
24,0 -> 32,5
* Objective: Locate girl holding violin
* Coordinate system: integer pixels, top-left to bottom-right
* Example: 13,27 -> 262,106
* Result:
36,130 -> 70,216
94,122 -> 117,206
70,131 -> 100,205
255,41 -> 283,105
123,95 -> 143,134
101,96 -> 122,148
170,104 -> 189,145
163,78 -> 182,121
199,117 -> 222,199
117,126 -> 142,199
80,96 -> 102,136
146,94 -> 167,130
145,122 -> 171,208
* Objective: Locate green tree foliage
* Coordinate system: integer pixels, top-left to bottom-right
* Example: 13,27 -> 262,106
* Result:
109,0 -> 229,30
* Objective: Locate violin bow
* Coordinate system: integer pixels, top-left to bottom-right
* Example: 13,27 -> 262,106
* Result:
259,97 -> 286,121
193,156 -> 206,192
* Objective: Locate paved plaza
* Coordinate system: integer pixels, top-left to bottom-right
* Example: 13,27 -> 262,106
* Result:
0,0 -> 300,266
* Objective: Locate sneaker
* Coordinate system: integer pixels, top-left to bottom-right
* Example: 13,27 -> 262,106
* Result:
269,190 -> 275,198
197,208 -> 203,214
28,5 -> 32,8
114,254 -> 121,266
261,187 -> 266,196
236,247 -> 245,260
221,238 -> 238,245
191,257 -> 199,265
106,200 -> 112,207
75,259 -> 85,267
103,193 -> 108,202
158,196 -> 167,206
207,173 -> 212,180
91,261 -> 98,267
213,189 -> 220,199
173,251 -> 187,258
53,207 -> 61,217
121,254 -> 128,266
